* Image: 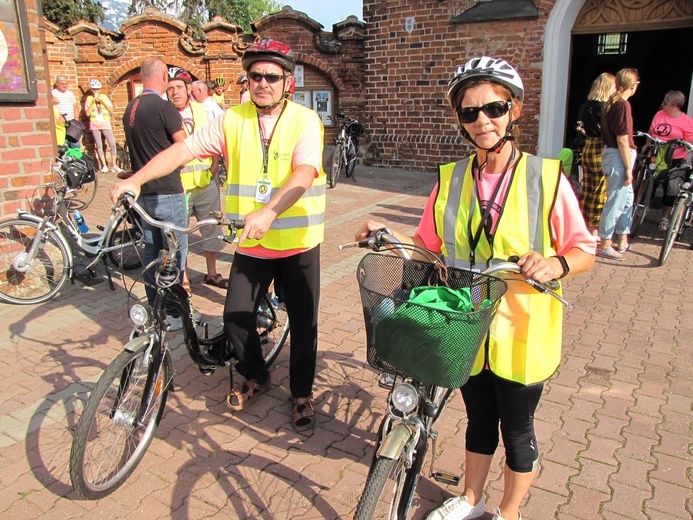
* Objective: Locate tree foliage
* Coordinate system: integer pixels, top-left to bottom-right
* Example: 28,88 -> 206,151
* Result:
42,0 -> 104,30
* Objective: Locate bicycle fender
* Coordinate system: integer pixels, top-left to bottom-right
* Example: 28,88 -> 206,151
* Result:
124,335 -> 151,354
376,424 -> 414,460
17,212 -> 75,274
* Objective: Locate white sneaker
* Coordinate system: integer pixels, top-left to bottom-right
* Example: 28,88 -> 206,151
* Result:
492,507 -> 522,520
165,311 -> 201,332
111,165 -> 124,173
100,166 -> 109,173
426,496 -> 486,520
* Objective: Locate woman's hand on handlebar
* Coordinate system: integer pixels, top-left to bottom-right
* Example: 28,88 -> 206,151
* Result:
354,220 -> 390,242
516,251 -> 560,285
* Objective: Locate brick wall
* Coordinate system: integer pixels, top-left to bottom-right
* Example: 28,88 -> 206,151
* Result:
361,0 -> 557,171
0,0 -> 54,216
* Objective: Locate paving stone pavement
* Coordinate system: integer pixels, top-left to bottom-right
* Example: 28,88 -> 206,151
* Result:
0,167 -> 691,519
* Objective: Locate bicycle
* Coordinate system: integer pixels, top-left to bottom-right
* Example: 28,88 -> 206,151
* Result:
630,131 -> 672,238
658,139 -> 693,266
328,113 -> 363,188
339,229 -> 571,520
0,171 -> 144,305
49,146 -> 100,211
69,193 -> 290,500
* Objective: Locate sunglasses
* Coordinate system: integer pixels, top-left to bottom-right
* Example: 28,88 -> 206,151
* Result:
248,71 -> 285,84
457,101 -> 512,124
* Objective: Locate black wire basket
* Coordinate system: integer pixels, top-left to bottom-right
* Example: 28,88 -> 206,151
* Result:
356,253 -> 508,388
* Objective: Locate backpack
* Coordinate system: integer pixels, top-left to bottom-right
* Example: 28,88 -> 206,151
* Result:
65,118 -> 85,143
61,153 -> 96,188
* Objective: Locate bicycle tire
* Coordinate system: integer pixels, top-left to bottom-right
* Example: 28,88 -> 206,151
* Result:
70,344 -> 172,500
354,456 -> 412,520
258,294 -> 290,367
630,174 -> 654,238
107,209 -> 144,270
0,219 -> 70,304
64,176 -> 99,212
345,139 -> 358,179
329,142 -> 343,189
658,196 -> 686,266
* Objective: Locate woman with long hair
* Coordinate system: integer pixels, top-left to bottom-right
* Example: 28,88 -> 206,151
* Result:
577,72 -> 616,234
597,68 -> 639,259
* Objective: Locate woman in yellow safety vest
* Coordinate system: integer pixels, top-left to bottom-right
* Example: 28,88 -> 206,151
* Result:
355,57 -> 596,520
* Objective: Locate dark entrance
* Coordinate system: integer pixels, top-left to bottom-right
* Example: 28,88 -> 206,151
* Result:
565,26 -> 693,147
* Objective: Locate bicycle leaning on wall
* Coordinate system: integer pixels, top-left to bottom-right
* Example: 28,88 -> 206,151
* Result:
69,193 -> 290,500
328,113 -> 364,188
0,157 -> 144,305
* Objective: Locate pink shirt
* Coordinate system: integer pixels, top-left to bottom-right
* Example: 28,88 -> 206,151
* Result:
184,105 -> 323,259
414,170 -> 597,257
649,110 -> 693,160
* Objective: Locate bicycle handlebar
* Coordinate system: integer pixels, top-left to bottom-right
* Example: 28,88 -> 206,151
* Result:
339,228 -> 571,309
634,131 -> 693,154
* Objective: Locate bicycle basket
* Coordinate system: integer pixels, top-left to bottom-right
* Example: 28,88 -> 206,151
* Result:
61,155 -> 96,188
348,121 -> 364,138
356,253 -> 507,388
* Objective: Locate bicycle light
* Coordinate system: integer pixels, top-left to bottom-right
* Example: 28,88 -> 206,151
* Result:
391,383 -> 419,414
129,304 -> 149,326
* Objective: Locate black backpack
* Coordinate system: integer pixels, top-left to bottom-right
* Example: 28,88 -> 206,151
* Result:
65,118 -> 85,143
61,154 -> 96,188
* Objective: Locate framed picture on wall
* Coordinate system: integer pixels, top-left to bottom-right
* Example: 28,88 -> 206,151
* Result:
294,65 -> 304,88
0,0 -> 38,102
292,90 -> 311,109
313,90 -> 333,126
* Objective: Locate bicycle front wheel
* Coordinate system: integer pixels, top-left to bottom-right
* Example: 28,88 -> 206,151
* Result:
258,294 -> 290,367
355,456 -> 415,520
70,344 -> 172,500
0,219 -> 70,304
107,209 -> 144,270
345,139 -> 358,178
658,197 -> 687,266
329,142 -> 344,188
630,174 -> 654,238
65,177 -> 99,212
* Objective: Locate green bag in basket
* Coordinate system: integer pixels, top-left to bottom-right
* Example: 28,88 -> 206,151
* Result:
373,285 -> 492,387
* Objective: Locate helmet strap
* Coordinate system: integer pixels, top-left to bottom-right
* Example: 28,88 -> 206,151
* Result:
251,77 -> 290,113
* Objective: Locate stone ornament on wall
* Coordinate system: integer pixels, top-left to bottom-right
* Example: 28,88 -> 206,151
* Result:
574,0 -> 693,32
98,35 -> 127,58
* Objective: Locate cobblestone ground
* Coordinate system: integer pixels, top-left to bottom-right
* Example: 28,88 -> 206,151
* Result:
0,167 -> 691,519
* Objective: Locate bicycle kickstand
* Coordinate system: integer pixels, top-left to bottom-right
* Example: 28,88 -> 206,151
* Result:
101,255 -> 116,291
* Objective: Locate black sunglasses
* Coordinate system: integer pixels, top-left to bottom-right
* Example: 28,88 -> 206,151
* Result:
457,101 -> 512,124
248,71 -> 285,84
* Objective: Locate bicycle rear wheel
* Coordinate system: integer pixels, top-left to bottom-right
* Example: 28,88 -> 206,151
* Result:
107,209 -> 144,270
658,197 -> 686,266
345,139 -> 358,179
65,177 -> 99,212
329,142 -> 344,188
257,294 -> 290,367
630,174 -> 654,238
0,219 -> 70,304
70,344 -> 171,500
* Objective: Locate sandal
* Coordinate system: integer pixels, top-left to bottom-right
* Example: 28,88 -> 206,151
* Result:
290,393 -> 315,432
204,273 -> 229,289
226,376 -> 271,412
659,218 -> 669,231
616,243 -> 631,253
596,247 -> 626,261
182,279 -> 192,297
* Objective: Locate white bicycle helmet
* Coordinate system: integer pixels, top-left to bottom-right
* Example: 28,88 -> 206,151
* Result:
89,79 -> 102,89
446,56 -> 524,106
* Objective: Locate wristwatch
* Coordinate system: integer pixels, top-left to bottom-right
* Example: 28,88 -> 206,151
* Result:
553,255 -> 570,279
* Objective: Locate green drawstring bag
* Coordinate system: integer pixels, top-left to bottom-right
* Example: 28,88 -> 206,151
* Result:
373,285 -> 493,388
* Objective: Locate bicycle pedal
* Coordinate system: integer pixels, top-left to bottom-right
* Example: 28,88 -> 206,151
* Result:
432,472 -> 460,486
96,225 -> 105,231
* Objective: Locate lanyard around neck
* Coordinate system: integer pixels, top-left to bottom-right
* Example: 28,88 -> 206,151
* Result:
257,102 -> 287,177
141,88 -> 158,96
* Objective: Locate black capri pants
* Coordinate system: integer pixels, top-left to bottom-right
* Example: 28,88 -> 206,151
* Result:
461,369 -> 543,473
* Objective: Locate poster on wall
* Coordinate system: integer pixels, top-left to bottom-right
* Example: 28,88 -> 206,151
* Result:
294,65 -> 304,88
292,90 -> 312,109
0,0 -> 37,102
313,90 -> 333,126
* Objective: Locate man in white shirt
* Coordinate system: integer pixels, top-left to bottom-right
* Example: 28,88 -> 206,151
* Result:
191,80 -> 224,121
51,75 -> 78,121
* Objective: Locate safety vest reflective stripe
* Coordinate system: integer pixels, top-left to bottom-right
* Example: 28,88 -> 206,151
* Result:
225,184 -> 325,199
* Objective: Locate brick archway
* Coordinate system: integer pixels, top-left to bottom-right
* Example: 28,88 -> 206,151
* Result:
295,52 -> 345,92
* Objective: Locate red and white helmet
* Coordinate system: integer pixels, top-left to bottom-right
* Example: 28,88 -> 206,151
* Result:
446,56 -> 524,105
242,38 -> 295,74
168,67 -> 192,84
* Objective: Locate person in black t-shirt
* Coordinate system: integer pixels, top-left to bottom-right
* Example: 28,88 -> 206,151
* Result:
120,57 -> 188,330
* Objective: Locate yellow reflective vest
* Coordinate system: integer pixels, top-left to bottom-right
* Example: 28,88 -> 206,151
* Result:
434,154 -> 564,385
180,101 -> 214,191
222,100 -> 326,251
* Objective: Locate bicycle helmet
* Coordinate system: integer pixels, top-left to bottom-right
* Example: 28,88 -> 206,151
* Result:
447,56 -> 524,106
236,74 -> 248,85
89,79 -> 102,89
242,38 -> 295,74
168,67 -> 192,84
213,76 -> 226,87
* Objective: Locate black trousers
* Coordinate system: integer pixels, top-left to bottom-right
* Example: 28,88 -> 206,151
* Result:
223,246 -> 320,398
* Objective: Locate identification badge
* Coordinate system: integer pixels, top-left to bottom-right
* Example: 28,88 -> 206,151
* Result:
255,179 -> 272,203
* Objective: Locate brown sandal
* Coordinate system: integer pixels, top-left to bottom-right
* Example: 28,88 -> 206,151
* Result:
226,376 -> 271,412
204,273 -> 229,289
290,393 -> 315,431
